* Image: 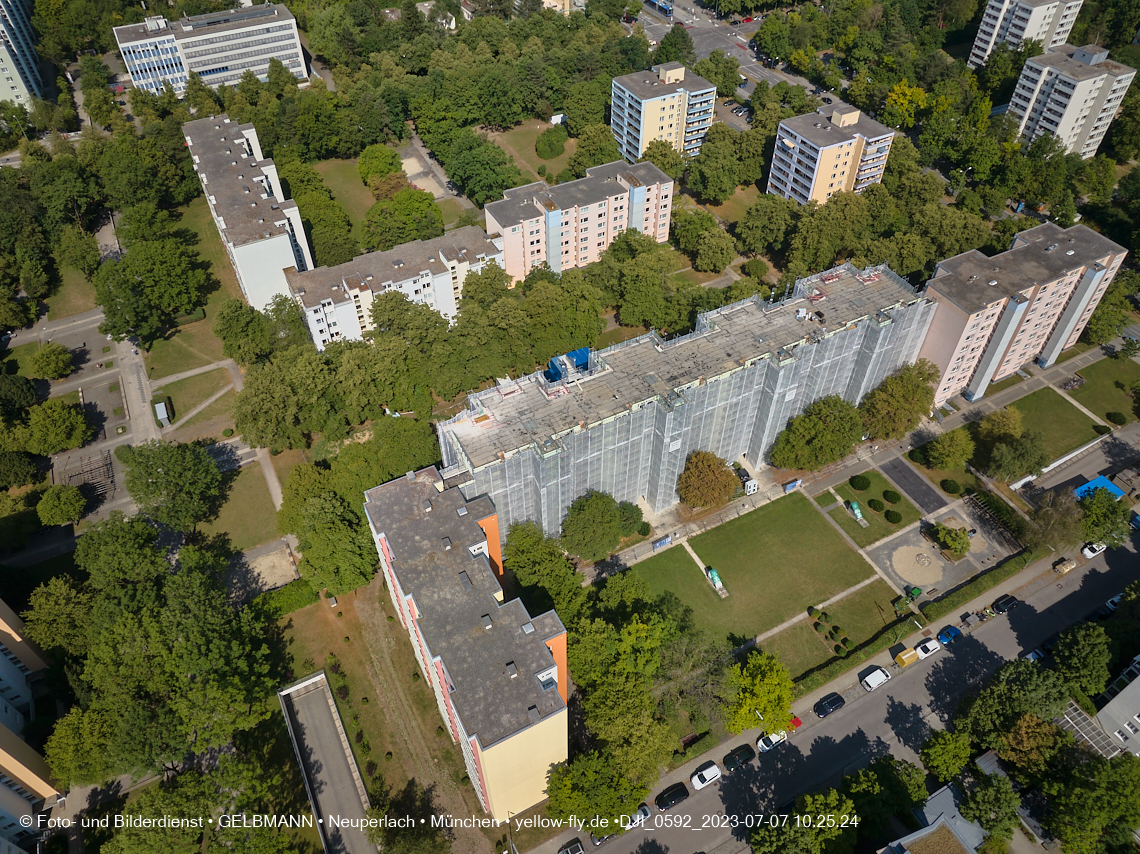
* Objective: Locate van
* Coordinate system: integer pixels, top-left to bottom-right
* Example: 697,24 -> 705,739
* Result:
860,666 -> 891,692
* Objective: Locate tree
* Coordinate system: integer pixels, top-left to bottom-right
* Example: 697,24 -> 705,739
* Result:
655,24 -> 696,66
676,450 -> 737,508
997,713 -> 1068,784
694,227 -> 736,273
115,441 -> 224,532
722,650 -> 794,736
504,521 -> 589,624
1054,622 -> 1112,696
24,399 -> 92,456
694,50 -> 742,96
20,575 -> 91,656
960,772 -> 1021,841
0,450 -> 38,489
361,188 -> 444,251
751,788 -> 857,854
0,375 -> 36,415
978,406 -> 1023,446
446,130 -> 523,206
1044,750 -> 1140,854
563,79 -> 610,137
640,139 -> 685,181
842,756 -> 927,841
560,490 -> 623,562
29,342 -> 74,380
1079,486 -> 1131,547
859,360 -> 939,440
927,428 -> 975,471
989,430 -> 1048,481
962,658 -> 1070,750
1024,489 -> 1084,552
881,80 -> 928,129
736,194 -> 799,257
921,729 -> 972,783
934,522 -> 970,555
545,752 -> 647,828
55,224 -> 100,278
36,484 -> 85,526
567,124 -> 622,179
44,706 -> 117,789
582,666 -> 676,785
770,396 -> 864,471
357,143 -> 402,183
687,123 -> 742,204
618,501 -> 643,536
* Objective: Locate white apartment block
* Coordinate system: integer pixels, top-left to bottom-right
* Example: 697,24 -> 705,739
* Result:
286,227 -> 504,351
967,0 -> 1081,69
0,0 -> 43,105
610,62 -> 716,162
114,3 -> 306,97
484,161 -> 673,282
1010,44 -> 1135,158
184,115 -> 315,312
918,223 -> 1127,407
767,104 -> 895,205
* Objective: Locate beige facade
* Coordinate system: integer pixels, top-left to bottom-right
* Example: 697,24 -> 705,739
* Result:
475,704 -> 568,820
610,63 -> 716,161
967,0 -> 1082,69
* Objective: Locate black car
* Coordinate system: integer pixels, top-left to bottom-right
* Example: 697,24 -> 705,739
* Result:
655,782 -> 690,811
1041,632 -> 1061,652
558,840 -> 586,854
993,594 -> 1019,614
1085,604 -> 1115,622
814,692 -> 845,718
723,743 -> 756,772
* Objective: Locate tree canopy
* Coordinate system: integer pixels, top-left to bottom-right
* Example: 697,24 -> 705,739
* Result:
858,360 -> 938,440
676,450 -> 738,508
560,490 -> 623,562
770,396 -> 864,471
115,441 -> 225,532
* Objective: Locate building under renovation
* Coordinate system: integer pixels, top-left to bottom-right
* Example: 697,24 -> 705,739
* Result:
437,264 -> 935,535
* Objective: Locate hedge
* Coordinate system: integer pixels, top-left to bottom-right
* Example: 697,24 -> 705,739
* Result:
868,498 -> 885,512
1094,424 -> 1112,435
1107,411 -> 1127,426
794,611 -> 925,697
973,489 -> 1023,542
883,490 -> 900,504
919,549 -> 1043,622
255,579 -> 319,618
850,474 -> 870,491
885,509 -> 902,524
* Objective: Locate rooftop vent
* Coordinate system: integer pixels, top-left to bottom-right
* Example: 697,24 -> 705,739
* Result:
441,537 -> 451,550
459,571 -> 472,591
1046,243 -> 1058,252
992,267 -> 1001,272
231,161 -> 237,166
528,706 -> 540,723
506,661 -> 517,678
521,622 -> 534,634
457,506 -> 469,517
405,471 -> 416,482
422,500 -> 432,513
481,614 -> 493,631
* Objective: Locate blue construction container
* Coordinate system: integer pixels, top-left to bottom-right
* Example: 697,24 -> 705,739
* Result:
544,358 -> 564,383
566,347 -> 590,370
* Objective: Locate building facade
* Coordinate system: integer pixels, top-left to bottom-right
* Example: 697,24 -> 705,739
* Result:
1009,44 -> 1135,158
919,223 -> 1128,407
438,264 -> 934,536
484,161 -> 673,282
363,468 -> 568,821
114,3 -> 306,97
766,104 -> 895,205
285,227 -> 504,351
0,0 -> 43,105
1096,655 -> 1140,757
184,115 -> 315,311
610,62 -> 716,161
967,0 -> 1082,69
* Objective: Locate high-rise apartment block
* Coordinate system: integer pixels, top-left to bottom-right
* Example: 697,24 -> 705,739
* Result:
114,3 -> 306,97
438,265 -> 934,535
766,105 -> 895,205
484,160 -> 673,282
286,227 -> 504,351
1009,44 -> 1135,158
0,0 -> 42,105
183,115 -> 315,312
919,223 -> 1127,407
967,0 -> 1081,69
610,62 -> 716,162
363,468 -> 568,821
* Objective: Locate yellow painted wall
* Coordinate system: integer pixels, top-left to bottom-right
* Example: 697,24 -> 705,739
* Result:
478,709 -> 568,821
0,725 -> 57,799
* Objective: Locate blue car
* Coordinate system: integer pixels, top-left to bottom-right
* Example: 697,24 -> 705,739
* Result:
937,626 -> 962,645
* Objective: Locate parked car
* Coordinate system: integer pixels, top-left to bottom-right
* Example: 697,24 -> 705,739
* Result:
655,782 -> 690,811
814,692 -> 845,718
757,716 -> 800,752
724,99 -> 735,106
589,832 -> 613,846
860,666 -> 891,692
936,626 -> 962,645
1130,514 -> 1140,530
1086,604 -> 1115,622
1082,542 -> 1107,559
1107,594 -> 1123,612
1041,632 -> 1061,652
993,594 -> 1020,614
915,638 -> 942,659
558,840 -> 586,854
624,803 -> 650,829
691,760 -> 722,790
723,744 -> 756,771
1020,648 -> 1045,662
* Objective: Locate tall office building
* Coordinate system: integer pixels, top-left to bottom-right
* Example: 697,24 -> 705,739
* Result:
1009,44 -> 1135,158
967,0 -> 1082,69
919,223 -> 1127,407
438,264 -> 934,535
484,160 -> 673,282
610,62 -> 716,162
766,104 -> 895,205
183,115 -> 315,311
114,3 -> 307,97
0,0 -> 43,105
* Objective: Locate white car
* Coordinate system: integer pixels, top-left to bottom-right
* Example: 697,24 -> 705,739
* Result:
915,638 -> 942,659
691,760 -> 721,790
623,804 -> 650,830
1020,648 -> 1045,662
1082,542 -> 1107,559
860,665 -> 891,692
1107,595 -> 1123,612
757,729 -> 788,753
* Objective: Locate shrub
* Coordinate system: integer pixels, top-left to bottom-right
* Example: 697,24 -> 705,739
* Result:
841,637 -> 852,649
253,580 -> 320,618
362,696 -> 369,704
222,428 -> 233,437
835,645 -> 847,656
850,474 -> 871,491
1107,411 -> 1127,425
412,671 -> 420,681
385,751 -> 394,761
868,498 -> 885,512
366,761 -> 378,777
343,635 -> 350,643
885,509 -> 902,524
829,627 -> 841,640
387,615 -> 394,622
436,725 -> 446,736
807,605 -> 819,618
831,625 -> 842,636
637,521 -> 651,536
909,446 -> 927,465
883,489 -> 901,504
556,168 -> 574,183
537,164 -> 547,176
941,479 -> 961,494
336,685 -> 349,701
355,729 -> 364,744
536,125 -> 568,159
818,611 -> 829,622
1094,424 -> 1112,435
813,621 -> 825,633
741,258 -> 768,279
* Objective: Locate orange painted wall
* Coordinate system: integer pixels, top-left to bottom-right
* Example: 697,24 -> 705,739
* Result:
477,513 -> 502,575
544,631 -> 568,704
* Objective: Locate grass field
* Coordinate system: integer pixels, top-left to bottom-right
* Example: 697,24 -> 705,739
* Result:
156,368 -> 231,423
199,465 -> 278,552
637,494 -> 873,643
2,342 -> 39,378
46,268 -> 97,320
761,620 -> 833,680
830,470 -> 922,547
270,448 -> 308,491
486,121 -> 578,183
1069,357 -> 1140,424
824,579 -> 902,644
704,184 -> 761,224
1011,387 -> 1100,460
314,158 -> 376,245
439,198 -> 472,227
179,388 -> 235,430
986,373 -> 1024,394
1056,341 -> 1096,364
597,323 -> 648,348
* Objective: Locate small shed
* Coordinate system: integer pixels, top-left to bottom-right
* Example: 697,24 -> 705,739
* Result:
154,401 -> 170,428
743,478 -> 758,495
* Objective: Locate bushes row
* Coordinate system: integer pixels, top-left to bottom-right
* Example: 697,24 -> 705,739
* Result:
254,579 -> 319,618
919,549 -> 1042,622
849,474 -> 870,491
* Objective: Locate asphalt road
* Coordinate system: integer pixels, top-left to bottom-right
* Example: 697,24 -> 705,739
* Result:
544,544 -> 1138,854
879,457 -> 950,516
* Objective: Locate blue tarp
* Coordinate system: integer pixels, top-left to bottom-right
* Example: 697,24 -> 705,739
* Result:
1074,476 -> 1125,501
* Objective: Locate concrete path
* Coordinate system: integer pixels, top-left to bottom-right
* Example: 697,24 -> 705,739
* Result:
755,574 -> 883,644
117,341 -> 160,444
150,360 -> 233,389
1054,385 -> 1110,426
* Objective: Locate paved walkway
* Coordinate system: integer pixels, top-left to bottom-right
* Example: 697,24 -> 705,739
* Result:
755,574 -> 882,643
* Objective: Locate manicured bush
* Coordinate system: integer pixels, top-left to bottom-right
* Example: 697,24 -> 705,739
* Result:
637,521 -> 651,536
813,621 -> 825,633
436,725 -> 446,736
741,258 -> 768,279
829,627 -> 841,640
850,474 -> 871,491
835,645 -> 847,657
909,446 -> 927,465
222,428 -> 233,437
385,751 -> 394,761
1094,424 -> 1112,435
537,164 -> 547,176
536,125 -> 568,159
1107,411 -> 1127,425
412,671 -> 420,681
883,489 -> 901,504
831,625 -> 842,636
366,761 -> 378,777
868,498 -> 885,512
343,635 -> 350,643
355,729 -> 364,744
807,605 -> 819,618
941,479 -> 961,494
336,685 -> 349,701
885,509 -> 902,524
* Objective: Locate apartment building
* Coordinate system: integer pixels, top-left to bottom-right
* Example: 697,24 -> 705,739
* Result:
363,468 -> 568,821
0,0 -> 42,105
485,161 -> 673,282
438,264 -> 934,535
766,104 -> 895,205
184,115 -> 315,312
114,3 -> 306,97
610,62 -> 717,161
967,0 -> 1082,69
285,227 -> 504,351
1009,44 -> 1135,158
919,223 -> 1128,407
0,599 -> 57,853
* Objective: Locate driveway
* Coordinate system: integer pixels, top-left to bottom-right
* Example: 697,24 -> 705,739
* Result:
879,457 -> 949,515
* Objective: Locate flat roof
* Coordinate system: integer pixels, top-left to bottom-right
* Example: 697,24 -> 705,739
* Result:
1027,43 -> 1135,81
612,65 -> 716,101
116,3 -> 294,43
485,161 -> 670,230
440,264 -> 924,469
779,104 -> 895,148
362,469 -> 566,748
927,222 -> 1127,314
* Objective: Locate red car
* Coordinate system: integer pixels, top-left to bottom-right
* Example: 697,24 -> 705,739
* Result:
742,16 -> 753,22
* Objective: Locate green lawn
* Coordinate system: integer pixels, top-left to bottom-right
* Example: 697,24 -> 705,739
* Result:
705,184 -> 761,225
830,469 -> 922,547
597,324 -> 647,348
0,551 -> 84,612
1056,341 -> 1096,364
155,368 -> 231,423
440,198 -> 473,227
488,122 -> 578,182
1011,387 -> 1100,460
1069,357 -> 1140,424
824,579 -> 902,645
199,465 -> 278,552
761,620 -> 833,680
314,158 -> 377,246
637,494 -> 873,644
1,342 -> 39,378
180,388 -> 235,429
46,268 -> 97,320
986,373 -> 1023,394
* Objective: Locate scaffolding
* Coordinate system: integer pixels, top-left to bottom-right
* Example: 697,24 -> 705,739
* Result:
55,449 -> 116,499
